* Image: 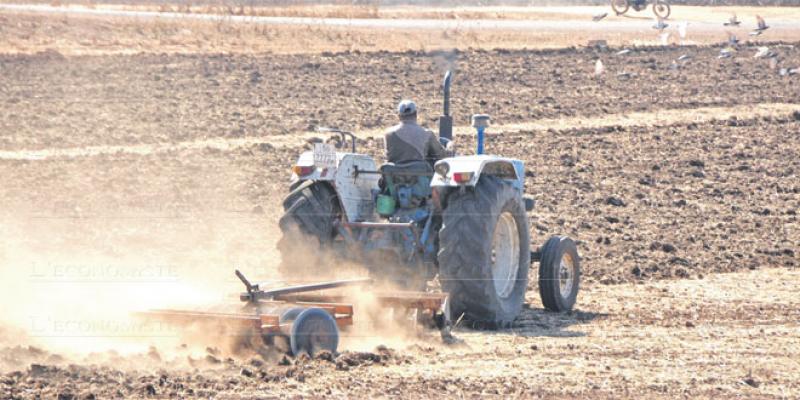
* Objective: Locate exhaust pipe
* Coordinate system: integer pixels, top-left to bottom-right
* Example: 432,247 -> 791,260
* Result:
439,70 -> 453,141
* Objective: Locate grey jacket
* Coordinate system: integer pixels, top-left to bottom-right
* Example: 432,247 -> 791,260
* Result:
384,118 -> 447,164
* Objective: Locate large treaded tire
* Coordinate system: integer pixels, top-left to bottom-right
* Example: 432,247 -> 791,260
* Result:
538,236 -> 580,312
277,181 -> 339,280
438,176 -> 530,328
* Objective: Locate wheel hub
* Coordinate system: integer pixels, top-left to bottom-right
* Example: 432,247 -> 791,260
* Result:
491,212 -> 520,299
559,253 -> 575,298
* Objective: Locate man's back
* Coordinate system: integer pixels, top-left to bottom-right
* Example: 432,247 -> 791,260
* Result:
384,120 -> 445,164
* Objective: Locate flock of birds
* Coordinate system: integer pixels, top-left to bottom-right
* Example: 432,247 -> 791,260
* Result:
589,10 -> 798,78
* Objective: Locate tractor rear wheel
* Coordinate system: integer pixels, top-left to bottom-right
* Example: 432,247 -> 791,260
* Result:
277,181 -> 340,280
438,176 -> 530,328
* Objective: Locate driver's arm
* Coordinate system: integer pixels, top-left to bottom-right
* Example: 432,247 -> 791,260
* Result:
425,131 -> 448,162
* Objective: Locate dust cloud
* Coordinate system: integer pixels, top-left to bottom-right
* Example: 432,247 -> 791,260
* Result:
0,202 -> 285,370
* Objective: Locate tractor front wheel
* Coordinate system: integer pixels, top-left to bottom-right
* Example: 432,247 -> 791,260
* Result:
438,176 -> 531,328
538,236 -> 581,312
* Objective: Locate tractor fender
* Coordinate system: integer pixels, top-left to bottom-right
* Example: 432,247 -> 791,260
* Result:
289,151 -> 337,183
431,155 -> 525,190
290,151 -> 380,223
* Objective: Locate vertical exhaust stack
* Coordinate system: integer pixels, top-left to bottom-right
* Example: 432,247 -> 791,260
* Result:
439,70 -> 453,141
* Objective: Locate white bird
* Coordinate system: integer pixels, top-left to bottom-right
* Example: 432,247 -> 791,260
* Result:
754,46 -> 776,59
677,21 -> 688,44
616,49 -> 632,56
723,13 -> 741,26
660,32 -> 671,46
653,18 -> 669,30
719,48 -> 734,59
593,12 -> 608,22
779,67 -> 798,76
677,54 -> 691,62
595,59 -> 605,76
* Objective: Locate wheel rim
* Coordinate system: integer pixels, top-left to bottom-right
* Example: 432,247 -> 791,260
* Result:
491,212 -> 520,299
559,252 -> 576,298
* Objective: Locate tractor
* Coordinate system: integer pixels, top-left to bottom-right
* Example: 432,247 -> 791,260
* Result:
277,71 -> 581,327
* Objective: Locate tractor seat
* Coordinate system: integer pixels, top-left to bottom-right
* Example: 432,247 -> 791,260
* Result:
379,160 -> 433,179
379,161 -> 433,206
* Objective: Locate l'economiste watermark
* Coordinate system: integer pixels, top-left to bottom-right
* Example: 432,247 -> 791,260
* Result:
28,315 -> 180,338
28,262 -> 179,283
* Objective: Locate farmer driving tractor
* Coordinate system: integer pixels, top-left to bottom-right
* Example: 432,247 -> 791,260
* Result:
384,100 -> 447,165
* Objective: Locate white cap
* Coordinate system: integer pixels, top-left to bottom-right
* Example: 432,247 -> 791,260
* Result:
397,100 -> 417,117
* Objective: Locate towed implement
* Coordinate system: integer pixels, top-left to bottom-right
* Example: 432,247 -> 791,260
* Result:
140,271 -> 450,356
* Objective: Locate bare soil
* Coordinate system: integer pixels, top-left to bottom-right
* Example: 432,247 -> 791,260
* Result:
2,45 -> 799,150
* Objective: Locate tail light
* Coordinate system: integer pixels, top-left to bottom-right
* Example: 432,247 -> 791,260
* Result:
453,172 -> 474,184
292,165 -> 316,177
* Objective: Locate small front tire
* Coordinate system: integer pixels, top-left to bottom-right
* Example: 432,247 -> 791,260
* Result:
538,236 -> 580,312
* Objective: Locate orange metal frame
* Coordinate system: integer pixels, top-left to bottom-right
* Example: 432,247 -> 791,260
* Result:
137,291 -> 446,335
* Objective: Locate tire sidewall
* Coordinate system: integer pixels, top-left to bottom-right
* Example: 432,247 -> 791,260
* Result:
487,196 -> 531,319
438,176 -> 531,326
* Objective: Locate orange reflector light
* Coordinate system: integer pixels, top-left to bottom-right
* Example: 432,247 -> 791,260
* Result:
453,172 -> 474,184
292,165 -> 316,176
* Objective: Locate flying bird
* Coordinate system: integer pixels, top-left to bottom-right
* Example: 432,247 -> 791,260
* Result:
727,32 -> 739,46
660,32 -> 671,46
751,15 -> 769,35
616,49 -> 632,56
753,46 -> 776,59
677,54 -> 691,62
719,48 -> 734,59
779,67 -> 798,76
723,13 -> 741,26
756,15 -> 769,31
677,21 -> 688,44
653,18 -> 669,30
593,12 -> 608,22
